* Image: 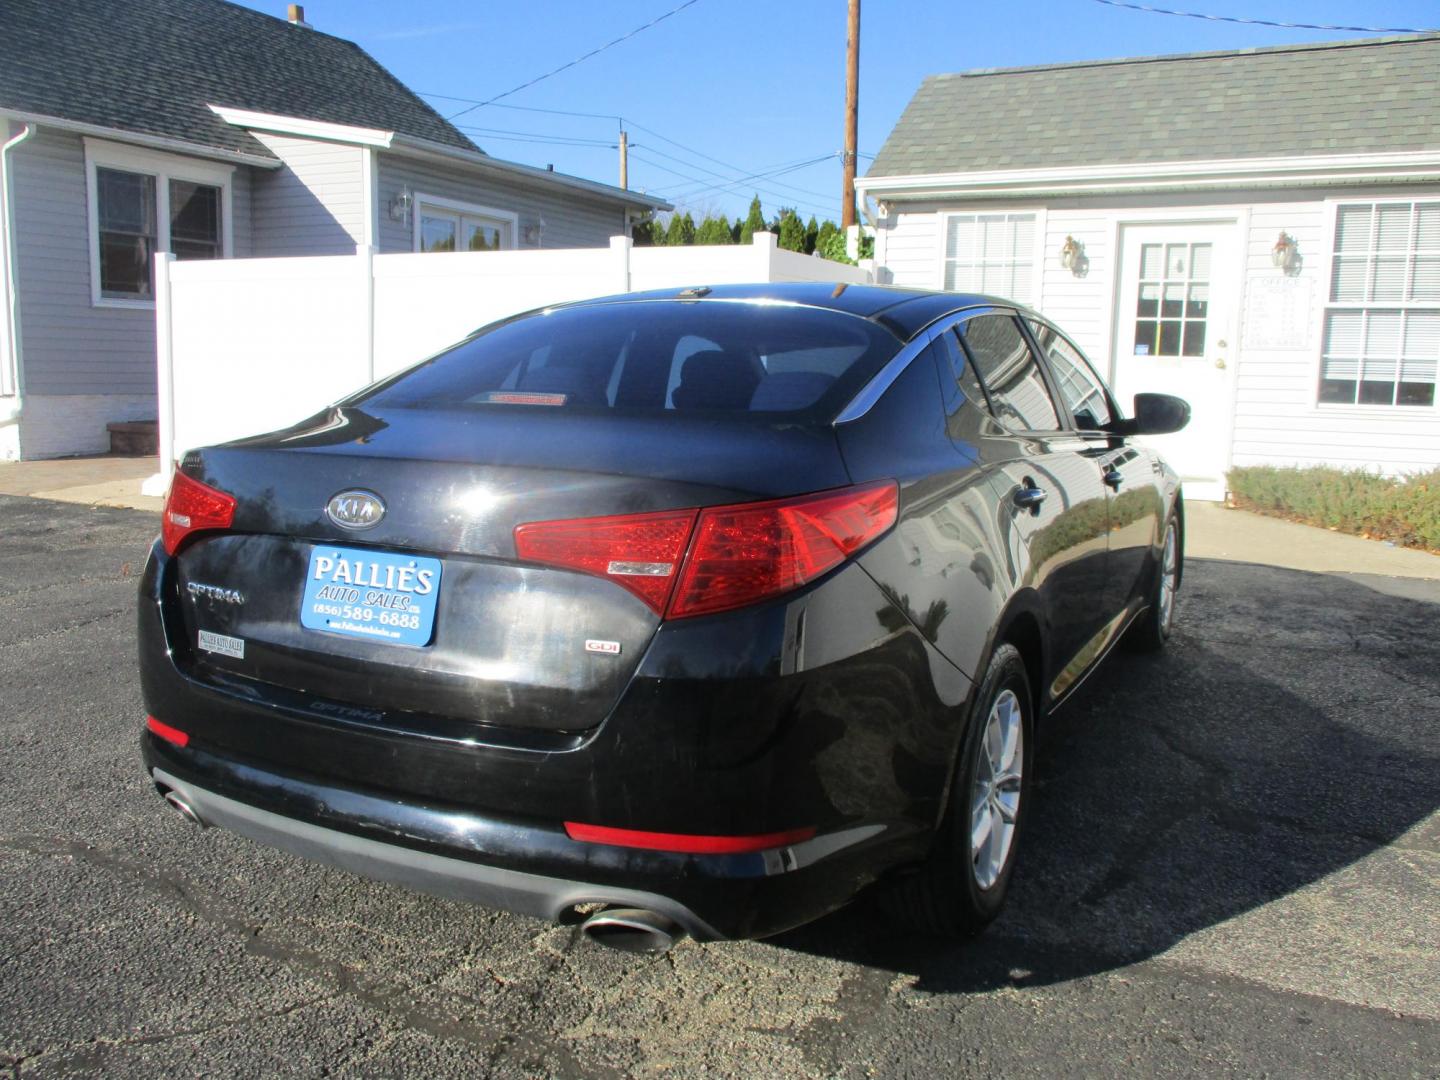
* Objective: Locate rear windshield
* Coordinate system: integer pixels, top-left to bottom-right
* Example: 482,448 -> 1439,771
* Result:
356,300 -> 900,421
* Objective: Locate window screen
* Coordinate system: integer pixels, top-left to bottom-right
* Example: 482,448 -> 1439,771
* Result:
944,214 -> 1036,305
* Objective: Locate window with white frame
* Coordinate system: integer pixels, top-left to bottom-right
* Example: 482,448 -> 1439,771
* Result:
943,213 -> 1036,305
86,141 -> 231,305
414,195 -> 516,253
1321,201 -> 1439,408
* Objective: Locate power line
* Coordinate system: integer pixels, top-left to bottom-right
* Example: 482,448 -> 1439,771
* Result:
423,89 -> 844,208
446,0 -> 705,120
1088,0 -> 1438,33
630,151 -> 840,215
422,94 -> 624,125
630,142 -> 840,203
455,125 -> 617,148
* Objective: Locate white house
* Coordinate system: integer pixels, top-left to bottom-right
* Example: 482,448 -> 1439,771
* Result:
0,0 -> 667,461
858,35 -> 1440,501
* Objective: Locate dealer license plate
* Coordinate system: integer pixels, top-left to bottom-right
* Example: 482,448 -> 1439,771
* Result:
300,546 -> 443,647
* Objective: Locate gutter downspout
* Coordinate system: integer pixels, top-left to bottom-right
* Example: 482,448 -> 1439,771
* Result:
1,122 -> 36,435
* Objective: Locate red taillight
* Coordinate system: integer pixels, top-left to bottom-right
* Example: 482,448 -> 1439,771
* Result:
513,481 -> 898,619
514,508 -> 698,614
161,470 -> 236,555
563,821 -> 816,854
145,715 -> 189,747
669,480 -> 899,619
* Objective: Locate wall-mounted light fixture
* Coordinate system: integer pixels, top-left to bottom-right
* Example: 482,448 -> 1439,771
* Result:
1272,231 -> 1300,275
523,215 -> 547,247
1060,235 -> 1088,277
387,187 -> 412,223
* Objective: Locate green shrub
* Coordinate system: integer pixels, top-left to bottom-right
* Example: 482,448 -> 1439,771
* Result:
1227,465 -> 1440,553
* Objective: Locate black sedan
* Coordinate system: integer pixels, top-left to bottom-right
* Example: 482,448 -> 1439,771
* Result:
138,283 -> 1187,953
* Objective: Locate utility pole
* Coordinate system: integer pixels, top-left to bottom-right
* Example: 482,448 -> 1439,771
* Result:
841,0 -> 860,228
619,130 -> 629,190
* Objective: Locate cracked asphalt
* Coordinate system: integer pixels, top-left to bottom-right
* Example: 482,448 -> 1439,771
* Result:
1,494 -> 1436,1078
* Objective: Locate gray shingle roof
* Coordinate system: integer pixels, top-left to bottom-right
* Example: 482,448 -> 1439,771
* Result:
0,0 -> 478,160
867,35 -> 1440,178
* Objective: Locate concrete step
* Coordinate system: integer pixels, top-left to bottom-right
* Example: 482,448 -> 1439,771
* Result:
107,420 -> 158,457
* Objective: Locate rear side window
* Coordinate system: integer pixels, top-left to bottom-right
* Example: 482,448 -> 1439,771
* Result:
359,302 -> 900,422
1028,320 -> 1114,431
959,314 -> 1062,431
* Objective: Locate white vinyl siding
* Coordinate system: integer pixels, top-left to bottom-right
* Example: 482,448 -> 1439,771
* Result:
10,128 -> 251,398
376,153 -> 624,254
872,189 -> 1440,478
874,208 -> 942,289
250,133 -> 367,256
942,212 -> 1037,305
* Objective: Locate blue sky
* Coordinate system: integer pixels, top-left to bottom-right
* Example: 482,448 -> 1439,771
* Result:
235,1 -> 1438,224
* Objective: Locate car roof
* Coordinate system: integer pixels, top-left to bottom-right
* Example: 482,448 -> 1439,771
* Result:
566,282 -> 1026,342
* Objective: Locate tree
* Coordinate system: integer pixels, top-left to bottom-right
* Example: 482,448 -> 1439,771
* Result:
739,195 -> 766,245
805,216 -> 819,255
697,215 -> 732,245
665,211 -> 696,247
815,220 -> 841,260
632,218 -> 662,246
778,209 -> 806,253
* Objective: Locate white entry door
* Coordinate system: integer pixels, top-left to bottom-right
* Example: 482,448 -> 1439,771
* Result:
1111,223 -> 1239,501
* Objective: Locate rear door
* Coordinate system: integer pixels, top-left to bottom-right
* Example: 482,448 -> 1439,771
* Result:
947,312 -> 1115,700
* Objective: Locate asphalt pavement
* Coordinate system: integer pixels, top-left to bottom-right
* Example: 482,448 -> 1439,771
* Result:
0,495 -> 1436,1078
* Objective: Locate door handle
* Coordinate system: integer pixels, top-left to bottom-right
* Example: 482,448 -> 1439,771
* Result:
1103,467 -> 1123,489
1013,485 -> 1047,511
1215,357 -> 1227,370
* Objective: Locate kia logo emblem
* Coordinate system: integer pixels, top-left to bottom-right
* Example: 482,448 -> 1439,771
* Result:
326,490 -> 385,530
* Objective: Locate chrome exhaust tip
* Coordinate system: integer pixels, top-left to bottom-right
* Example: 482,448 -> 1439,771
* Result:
162,789 -> 207,828
580,907 -> 685,954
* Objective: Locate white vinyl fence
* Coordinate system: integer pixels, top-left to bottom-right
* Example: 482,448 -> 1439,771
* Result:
146,233 -> 871,489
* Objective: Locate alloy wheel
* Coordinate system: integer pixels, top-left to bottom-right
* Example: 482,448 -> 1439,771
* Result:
970,688 -> 1024,890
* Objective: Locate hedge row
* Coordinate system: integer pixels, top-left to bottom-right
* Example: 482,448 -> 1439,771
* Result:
1226,465 -> 1440,553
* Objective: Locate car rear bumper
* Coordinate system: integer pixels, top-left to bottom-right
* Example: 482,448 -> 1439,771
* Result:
149,762 -> 726,940
143,734 -> 911,940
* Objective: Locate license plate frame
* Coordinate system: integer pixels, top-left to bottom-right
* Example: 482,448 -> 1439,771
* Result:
300,546 -> 443,647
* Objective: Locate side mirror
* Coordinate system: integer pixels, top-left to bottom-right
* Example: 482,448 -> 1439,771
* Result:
1129,393 -> 1190,435
1104,393 -> 1191,436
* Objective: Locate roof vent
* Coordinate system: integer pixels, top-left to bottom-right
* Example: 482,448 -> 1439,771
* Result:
287,4 -> 311,28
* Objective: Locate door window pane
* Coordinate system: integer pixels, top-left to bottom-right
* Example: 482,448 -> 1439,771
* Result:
96,167 -> 155,298
1029,320 -> 1113,431
960,314 -> 1060,431
1132,240 -> 1211,359
169,180 -> 221,261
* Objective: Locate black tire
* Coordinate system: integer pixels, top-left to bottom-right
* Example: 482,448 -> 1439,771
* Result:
1124,513 -> 1181,653
885,643 -> 1035,937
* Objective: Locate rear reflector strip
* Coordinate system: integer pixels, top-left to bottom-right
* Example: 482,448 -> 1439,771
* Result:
145,715 -> 190,747
563,821 -> 816,854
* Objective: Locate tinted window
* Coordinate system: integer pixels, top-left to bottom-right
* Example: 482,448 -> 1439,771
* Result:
959,314 -> 1061,431
1028,320 -> 1114,430
360,302 -> 899,421
931,329 -> 991,440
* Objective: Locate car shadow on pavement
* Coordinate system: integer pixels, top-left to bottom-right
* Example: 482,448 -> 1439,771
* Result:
770,559 -> 1440,992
